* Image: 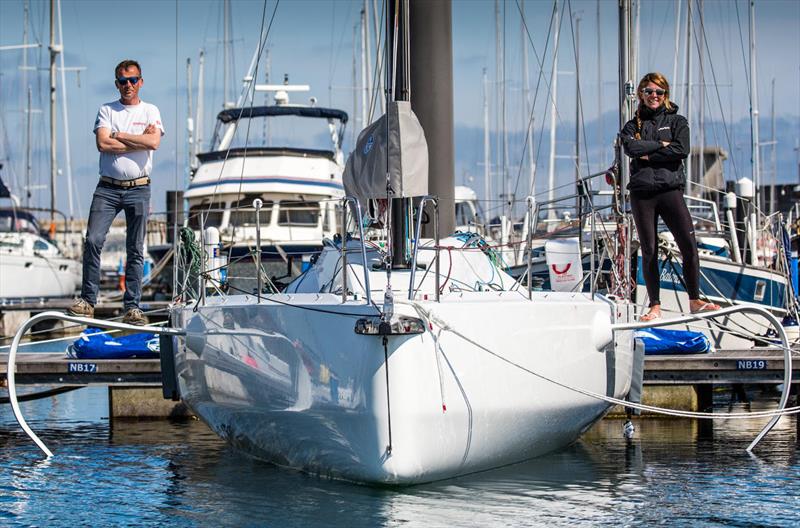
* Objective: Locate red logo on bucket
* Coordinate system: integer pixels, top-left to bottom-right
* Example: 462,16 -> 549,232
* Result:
551,263 -> 572,275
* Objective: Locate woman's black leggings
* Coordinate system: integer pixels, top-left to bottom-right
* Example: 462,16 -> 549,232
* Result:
630,188 -> 700,306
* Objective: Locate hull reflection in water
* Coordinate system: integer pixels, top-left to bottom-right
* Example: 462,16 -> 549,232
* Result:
173,285 -> 634,484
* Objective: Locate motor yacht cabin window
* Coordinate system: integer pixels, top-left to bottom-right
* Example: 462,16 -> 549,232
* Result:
229,196 -> 273,227
188,202 -> 224,230
277,201 -> 320,227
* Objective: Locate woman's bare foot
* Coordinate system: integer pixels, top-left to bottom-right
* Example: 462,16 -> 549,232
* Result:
640,305 -> 662,321
690,299 -> 721,314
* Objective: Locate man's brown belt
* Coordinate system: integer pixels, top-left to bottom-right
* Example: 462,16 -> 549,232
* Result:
100,176 -> 150,188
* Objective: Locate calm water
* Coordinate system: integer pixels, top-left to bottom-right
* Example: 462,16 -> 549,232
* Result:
1,382 -> 798,526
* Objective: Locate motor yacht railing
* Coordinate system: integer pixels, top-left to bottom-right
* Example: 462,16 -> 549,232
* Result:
340,196 -> 371,305
408,196 -> 440,302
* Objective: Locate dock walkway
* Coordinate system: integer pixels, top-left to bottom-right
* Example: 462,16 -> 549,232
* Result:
3,347 -> 798,387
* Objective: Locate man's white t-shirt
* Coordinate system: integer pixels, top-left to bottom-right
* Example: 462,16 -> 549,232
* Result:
94,100 -> 165,181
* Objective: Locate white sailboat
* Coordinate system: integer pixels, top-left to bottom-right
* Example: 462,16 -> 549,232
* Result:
168,0 -> 634,484
0,196 -> 80,300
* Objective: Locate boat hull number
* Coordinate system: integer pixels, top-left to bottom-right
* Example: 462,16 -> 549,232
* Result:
67,362 -> 98,374
736,360 -> 766,370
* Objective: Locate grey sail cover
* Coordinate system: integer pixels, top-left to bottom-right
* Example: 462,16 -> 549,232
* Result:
343,101 -> 428,204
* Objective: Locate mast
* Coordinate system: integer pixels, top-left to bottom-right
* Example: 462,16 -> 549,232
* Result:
547,1 -> 560,215
363,0 -> 373,122
56,0 -> 74,221
222,0 -> 234,109
22,0 -> 29,112
617,0 -> 633,300
360,5 -> 368,127
501,2 -> 510,217
574,12 -> 581,214
186,58 -> 194,177
684,0 -> 693,196
410,0 -> 455,234
263,48 -> 271,145
672,0 -> 681,100
748,0 -> 761,214
352,23 -> 358,145
521,0 -> 535,196
698,0 -> 705,194
483,68 -> 491,204
371,0 -> 385,114
25,87 -> 32,208
770,77 -> 775,216
494,0 -> 501,203
49,0 -> 57,223
196,49 -> 205,156
596,0 -> 604,170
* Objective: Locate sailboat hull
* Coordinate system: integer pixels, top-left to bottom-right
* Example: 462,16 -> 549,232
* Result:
173,292 -> 633,484
0,252 -> 80,299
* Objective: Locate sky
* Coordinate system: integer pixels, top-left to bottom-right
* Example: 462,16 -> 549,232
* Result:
0,0 -> 798,217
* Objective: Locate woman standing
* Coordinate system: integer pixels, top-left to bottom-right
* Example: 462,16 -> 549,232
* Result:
621,72 -> 720,321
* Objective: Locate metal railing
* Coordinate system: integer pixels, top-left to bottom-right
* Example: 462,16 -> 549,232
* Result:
5,311 -> 185,458
340,196 -> 371,305
408,196 -> 440,301
612,304 -> 793,453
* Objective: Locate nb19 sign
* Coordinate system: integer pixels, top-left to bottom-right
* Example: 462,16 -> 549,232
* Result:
736,360 -> 767,370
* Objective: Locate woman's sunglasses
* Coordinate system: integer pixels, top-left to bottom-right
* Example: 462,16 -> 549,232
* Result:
642,88 -> 666,96
116,76 -> 140,85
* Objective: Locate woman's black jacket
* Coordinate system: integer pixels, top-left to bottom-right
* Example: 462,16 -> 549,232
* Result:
620,103 -> 689,193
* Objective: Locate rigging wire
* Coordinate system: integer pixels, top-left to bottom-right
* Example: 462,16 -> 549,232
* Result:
366,0 -> 387,124
566,0 -> 592,181
513,0 -> 556,199
734,0 -> 751,102
196,0 -> 279,229
693,2 -> 741,182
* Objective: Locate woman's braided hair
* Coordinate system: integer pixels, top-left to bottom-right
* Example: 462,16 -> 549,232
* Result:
634,72 -> 672,140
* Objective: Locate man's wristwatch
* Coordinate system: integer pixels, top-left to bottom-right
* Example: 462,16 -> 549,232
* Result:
111,131 -> 117,139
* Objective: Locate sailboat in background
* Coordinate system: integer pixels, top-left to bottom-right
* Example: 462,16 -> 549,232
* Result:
0,177 -> 80,300
0,0 -> 81,302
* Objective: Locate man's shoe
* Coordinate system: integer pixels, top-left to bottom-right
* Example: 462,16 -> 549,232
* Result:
122,308 -> 148,326
67,298 -> 94,318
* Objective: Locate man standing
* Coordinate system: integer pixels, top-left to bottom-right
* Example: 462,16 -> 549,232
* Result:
68,59 -> 163,325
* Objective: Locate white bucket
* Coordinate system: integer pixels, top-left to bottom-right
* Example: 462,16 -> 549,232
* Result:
545,237 -> 583,292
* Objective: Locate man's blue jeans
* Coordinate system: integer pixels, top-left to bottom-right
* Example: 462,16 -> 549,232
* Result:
81,181 -> 150,309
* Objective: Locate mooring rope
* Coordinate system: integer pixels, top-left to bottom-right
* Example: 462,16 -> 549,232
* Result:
402,300 -> 794,453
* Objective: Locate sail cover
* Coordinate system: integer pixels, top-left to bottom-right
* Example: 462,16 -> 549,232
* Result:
343,101 -> 428,204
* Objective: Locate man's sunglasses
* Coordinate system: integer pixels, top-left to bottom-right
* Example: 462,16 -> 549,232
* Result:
116,76 -> 140,85
642,88 -> 666,96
